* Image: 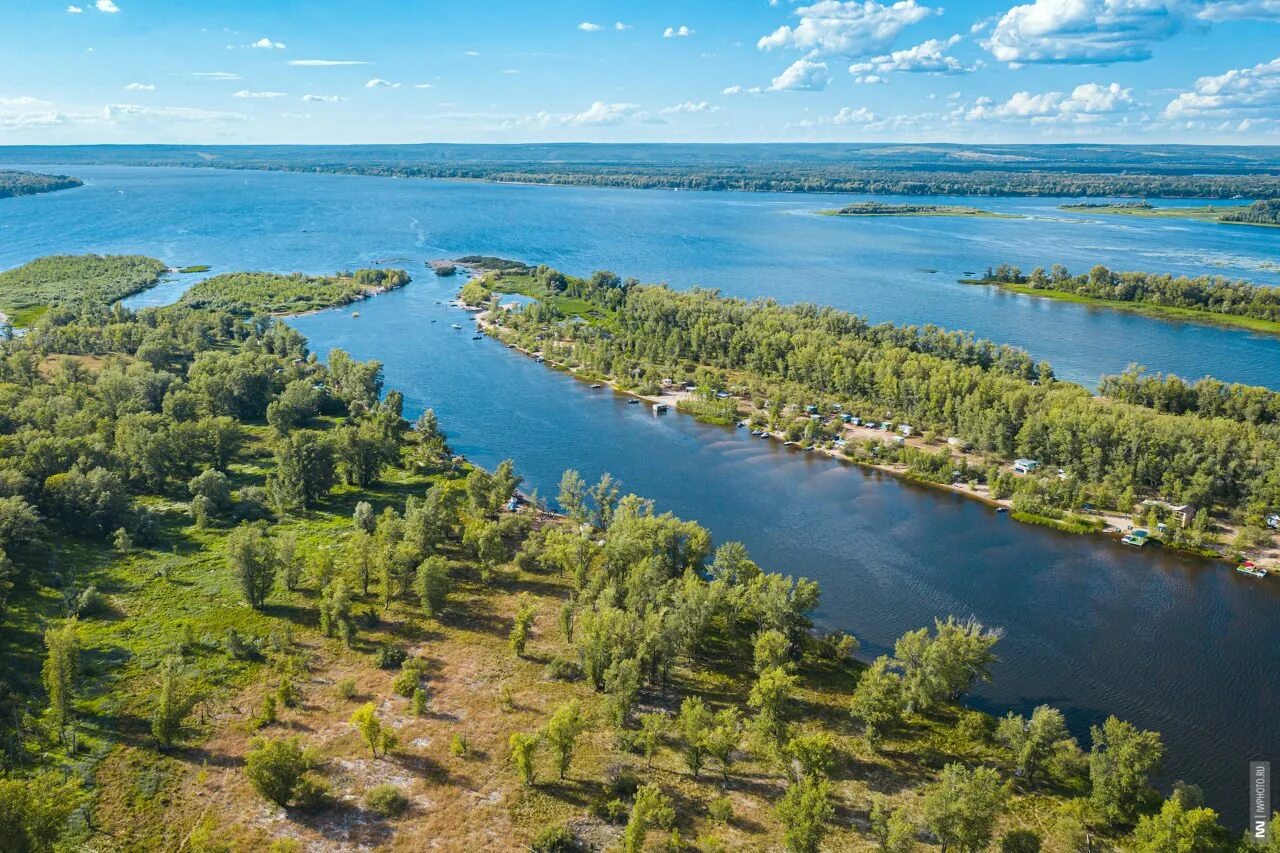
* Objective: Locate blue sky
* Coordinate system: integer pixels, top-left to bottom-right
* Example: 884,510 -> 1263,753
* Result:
2,0 -> 1279,144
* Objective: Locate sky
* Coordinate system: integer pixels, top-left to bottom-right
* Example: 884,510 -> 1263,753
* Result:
2,0 -> 1279,145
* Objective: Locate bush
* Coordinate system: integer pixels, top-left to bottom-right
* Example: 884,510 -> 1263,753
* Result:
293,773 -> 330,812
74,585 -> 108,618
451,733 -> 470,757
544,656 -> 582,682
531,823 -> 578,852
375,643 -> 406,669
392,668 -> 420,698
226,628 -> 261,661
245,737 -> 309,806
708,796 -> 734,824
365,783 -> 409,818
335,677 -> 357,700
589,797 -> 631,824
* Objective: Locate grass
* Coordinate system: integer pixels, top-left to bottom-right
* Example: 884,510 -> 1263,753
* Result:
177,265 -> 211,274
965,279 -> 1280,336
1010,511 -> 1105,535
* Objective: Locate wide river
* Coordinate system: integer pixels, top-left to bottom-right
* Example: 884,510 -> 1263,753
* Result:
3,164 -> 1278,823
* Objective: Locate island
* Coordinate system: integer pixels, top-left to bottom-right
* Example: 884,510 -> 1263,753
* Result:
0,251 -> 1222,853
1060,199 -> 1280,227
0,253 -> 167,327
964,263 -> 1280,335
822,201 -> 1018,218
466,260 -> 1279,574
0,168 -> 83,199
178,267 -> 409,315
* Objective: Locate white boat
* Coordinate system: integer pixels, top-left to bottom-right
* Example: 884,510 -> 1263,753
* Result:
1237,562 -> 1266,578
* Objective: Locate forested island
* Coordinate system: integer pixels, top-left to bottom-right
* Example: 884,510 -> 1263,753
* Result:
472,262 -> 1280,565
0,252 -> 1257,850
1060,199 -> 1280,226
178,267 -> 409,315
822,202 -> 1014,218
0,254 -> 167,327
0,169 -> 82,200
969,263 -> 1280,334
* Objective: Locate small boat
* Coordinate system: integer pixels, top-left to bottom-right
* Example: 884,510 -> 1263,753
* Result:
1237,561 -> 1266,578
995,506 -> 1008,514
758,432 -> 769,439
652,403 -> 668,413
590,383 -> 602,389
627,398 -> 640,405
471,335 -> 482,340
736,421 -> 747,428
352,311 -> 360,318
451,323 -> 462,329
431,319 -> 437,323
507,344 -> 516,348
751,430 -> 762,436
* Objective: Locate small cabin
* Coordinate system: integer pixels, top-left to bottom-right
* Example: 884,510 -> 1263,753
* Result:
840,413 -> 853,423
1013,458 -> 1039,474
850,416 -> 863,426
879,421 -> 893,431
898,424 -> 913,437
1267,513 -> 1280,530
1168,503 -> 1196,528
660,378 -> 674,387
946,436 -> 964,447
804,405 -> 819,414
892,435 -> 906,445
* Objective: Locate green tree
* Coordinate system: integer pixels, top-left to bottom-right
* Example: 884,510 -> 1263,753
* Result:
1088,716 -> 1164,826
677,696 -> 713,778
267,430 -> 336,512
637,711 -> 668,768
151,655 -> 188,748
543,699 -> 587,780
414,555 -> 451,617
785,730 -> 835,780
319,579 -> 354,645
226,522 -> 277,609
275,530 -> 302,592
350,702 -> 396,758
510,730 -> 540,786
922,763 -> 1008,853
996,705 -> 1074,785
870,797 -> 918,853
1133,791 -> 1227,853
849,656 -> 903,747
0,772 -> 86,853
622,783 -> 676,853
706,707 -> 744,783
775,775 -> 834,853
753,628 -> 792,674
604,656 -> 642,727
749,665 -> 798,747
245,736 -> 309,806
510,594 -> 536,657
41,619 -> 78,742
557,469 -> 588,523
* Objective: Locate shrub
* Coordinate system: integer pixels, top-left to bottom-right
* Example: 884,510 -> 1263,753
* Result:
544,656 -> 582,682
411,687 -> 428,716
365,783 -> 409,818
531,823 -> 578,853
245,737 -> 309,806
375,643 -> 406,669
708,796 -> 734,824
73,585 -> 108,618
335,677 -> 357,700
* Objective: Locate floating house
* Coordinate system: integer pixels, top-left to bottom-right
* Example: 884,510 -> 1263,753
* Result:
652,403 -> 668,413
1013,458 -> 1039,474
1121,529 -> 1149,547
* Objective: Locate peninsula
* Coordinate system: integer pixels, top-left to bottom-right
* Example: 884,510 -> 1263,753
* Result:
0,168 -> 82,199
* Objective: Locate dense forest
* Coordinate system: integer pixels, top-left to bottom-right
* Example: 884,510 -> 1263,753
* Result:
1099,365 -> 1280,426
0,169 -> 82,199
0,254 -> 167,326
485,265 -> 1280,545
2,254 -> 1250,851
1218,199 -> 1280,224
217,162 -> 1280,199
179,267 -> 410,316
977,263 -> 1280,324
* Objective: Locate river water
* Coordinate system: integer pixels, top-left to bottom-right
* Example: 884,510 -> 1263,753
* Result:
2,163 -> 1277,823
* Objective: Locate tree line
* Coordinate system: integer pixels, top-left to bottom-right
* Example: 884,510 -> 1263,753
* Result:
0,170 -> 82,199
179,267 -> 410,316
979,262 -> 1280,324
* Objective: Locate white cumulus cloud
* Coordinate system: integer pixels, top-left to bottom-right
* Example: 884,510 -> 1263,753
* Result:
848,34 -> 973,78
615,21 -> 631,30
578,22 -> 602,31
769,59 -> 832,90
302,94 -> 347,103
984,0 -> 1191,65
66,5 -> 83,12
1163,55 -> 1280,119
123,82 -> 155,91
661,101 -> 720,114
95,0 -> 119,12
758,0 -> 938,56
967,82 -> 1133,121
233,90 -> 287,99
1198,0 -> 1280,20
249,37 -> 287,49
366,78 -> 401,88
664,25 -> 694,37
